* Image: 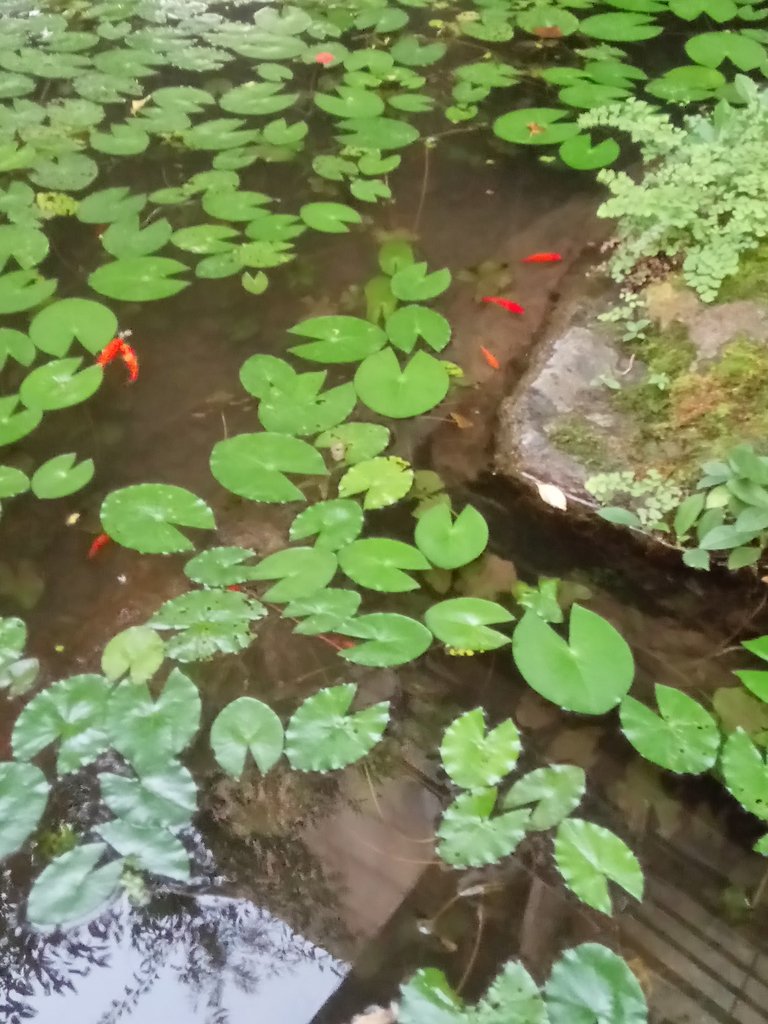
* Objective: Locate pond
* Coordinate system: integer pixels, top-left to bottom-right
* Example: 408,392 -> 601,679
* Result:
2,1 -> 768,1023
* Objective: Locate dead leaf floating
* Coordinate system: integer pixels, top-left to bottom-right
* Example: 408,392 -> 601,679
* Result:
537,481 -> 568,511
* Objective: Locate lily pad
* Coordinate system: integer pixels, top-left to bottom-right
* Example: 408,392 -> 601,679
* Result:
101,483 -> 215,554
285,683 -> 390,772
554,818 -> 644,914
210,697 -> 284,777
438,788 -> 530,868
355,348 -> 449,418
441,708 -> 521,789
210,432 -> 327,503
27,843 -> 123,929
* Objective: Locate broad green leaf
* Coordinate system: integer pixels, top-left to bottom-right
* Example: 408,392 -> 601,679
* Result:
27,844 -> 123,929
0,224 -> 48,272
415,504 -> 489,569
220,81 -> 298,116
13,674 -> 112,775
355,348 -> 449,418
315,422 -> 391,465
671,0 -> 737,18
502,765 -> 586,830
476,961 -> 548,1024
184,117 -> 261,151
519,5 -> 580,35
685,30 -> 765,69
339,455 -> 413,508
0,761 -> 49,860
0,328 -> 34,371
0,270 -> 56,314
106,669 -> 200,771
0,617 -> 25,667
185,546 -> 260,587
250,546 -> 338,601
172,223 -> 240,255
441,708 -> 521,789
285,683 -> 390,772
386,305 -> 451,353
645,65 -> 724,102
390,35 -> 446,66
545,943 -> 648,1024
101,625 -> 165,684
299,201 -> 362,233
315,86 -> 385,119
398,969 -> 464,1024
512,605 -> 634,714
337,612 -> 433,667
29,298 -> 117,356
554,818 -> 643,914
674,492 -> 705,538
152,85 -> 216,112
286,589 -> 362,636
150,589 -> 265,662
0,465 -> 29,498
210,697 -> 284,777
493,107 -> 579,145
0,397 -> 41,446
29,152 -> 98,192
210,432 -> 327,503
239,355 -> 297,399
97,819 -> 189,882
559,134 -> 620,170
390,262 -> 451,302
721,728 -> 768,819
101,483 -> 215,554
289,499 -> 364,550
579,11 -> 663,40
31,452 -> 94,499
339,537 -> 429,592
88,256 -> 189,301
101,215 -> 173,259
288,315 -> 387,363
338,115 -> 420,151
201,188 -> 272,221
619,684 -> 720,774
76,187 -> 146,225
426,598 -> 514,651
99,762 -> 197,829
90,123 -> 150,155
379,240 -> 415,275
20,357 -> 102,412
437,788 -> 530,868
258,379 -> 357,436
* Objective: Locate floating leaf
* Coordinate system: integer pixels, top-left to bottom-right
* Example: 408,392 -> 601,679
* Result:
210,697 -> 284,778
285,589 -> 362,636
426,598 -> 514,652
438,788 -> 529,868
685,30 -> 765,70
415,504 -> 489,569
220,81 -> 298,116
619,684 -> 720,774
398,970 -> 464,1024
150,589 -> 265,662
315,422 -> 390,465
29,152 -> 98,192
0,762 -> 49,860
202,188 -> 272,221
211,432 -> 327,503
288,315 -> 387,363
386,305 -> 451,353
721,728 -> 768,820
554,818 -> 643,914
107,669 -> 200,772
20,357 -> 102,412
0,328 -> 35,371
0,465 -> 29,498
101,483 -> 215,554
184,117 -> 261,151
315,85 -> 385,119
441,708 -> 521,789
0,269 -> 56,315
519,5 -> 580,35
289,499 -> 364,550
355,348 -> 449,418
337,612 -> 433,667
545,943 -> 648,1024
493,107 -> 579,145
559,133 -> 620,170
258,379 -> 357,436
0,224 -> 48,272
579,11 -> 663,40
512,606 -> 634,714
101,215 -> 173,259
285,683 -> 390,772
13,674 -> 112,775
27,844 -> 122,930
339,537 -> 429,592
503,765 -> 586,830
250,546 -> 337,602
99,761 -> 197,829
76,187 -> 146,225
239,354 -> 297,398
90,123 -> 150,155
29,298 -> 117,357
339,455 -> 413,509
88,256 -> 188,301
299,201 -> 362,233
101,625 -> 165,684
97,819 -> 189,882
0,397 -> 41,446
31,452 -> 94,499
184,546 -> 260,588
172,223 -> 240,255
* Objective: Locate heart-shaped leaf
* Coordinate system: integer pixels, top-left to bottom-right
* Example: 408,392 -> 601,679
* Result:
101,625 -> 165,684
250,546 -> 338,601
299,201 -> 362,233
0,465 -> 29,498
101,483 -> 215,554
0,761 -> 49,860
29,298 -> 117,356
441,708 -> 521,789
0,397 -> 41,446
554,818 -> 643,914
97,819 -> 189,882
355,348 -> 449,418
101,215 -> 173,259
20,357 -> 102,411
202,188 -> 272,221
89,256 -> 189,301
289,499 -> 364,550
285,589 -> 362,635
339,537 -> 429,592
339,455 -> 413,508
337,612 -> 433,667
386,304 -> 451,353
27,843 -> 123,929
437,788 -> 530,867
502,765 -> 585,831
390,262 -> 451,301
288,315 -> 387,363
315,422 -> 391,465
0,269 -> 57,314
426,597 -> 514,651
99,761 -> 197,829
493,107 -> 579,145
545,944 -> 648,1024
106,669 -> 200,771
258,379 -> 357,436
721,727 -> 768,819
184,546 -> 260,588
31,452 -> 94,499
285,683 -> 390,772
150,589 -> 265,662
210,697 -> 284,778
0,223 -> 48,272
76,186 -> 146,224
619,684 -> 720,774
210,432 -> 327,503
220,81 -> 298,116
415,504 -> 489,569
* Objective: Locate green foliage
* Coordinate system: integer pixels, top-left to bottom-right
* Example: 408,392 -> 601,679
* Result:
0,762 -> 49,860
27,843 -> 123,930
545,943 -> 648,1024
355,348 -> 450,419
414,504 -> 489,569
285,683 -> 390,772
440,709 -> 521,790
437,788 -> 530,868
426,597 -> 514,652
249,546 -> 338,601
554,818 -> 644,914
502,765 -> 586,830
150,589 -> 266,662
338,455 -> 414,509
101,626 -> 164,684
336,612 -> 433,667
101,483 -> 215,554
619,684 -> 720,773
339,537 -> 429,592
210,432 -> 327,502
210,697 -> 284,778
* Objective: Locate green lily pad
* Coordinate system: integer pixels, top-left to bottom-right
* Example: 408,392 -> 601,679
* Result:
426,597 -> 514,651
285,683 -> 390,772
20,357 -> 102,411
355,348 -> 449,418
441,708 -> 521,789
29,298 -> 118,357
554,818 -> 644,914
502,765 -> 586,830
493,107 -> 580,145
337,612 -> 433,667
88,256 -> 189,301
619,684 -> 720,774
210,697 -> 284,778
0,761 -> 49,860
438,788 -> 530,868
31,452 -> 94,499
101,483 -> 215,554
27,843 -> 123,929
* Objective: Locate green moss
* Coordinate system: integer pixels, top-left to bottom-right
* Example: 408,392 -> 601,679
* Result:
718,242 -> 768,303
549,415 -> 609,469
633,321 -> 696,378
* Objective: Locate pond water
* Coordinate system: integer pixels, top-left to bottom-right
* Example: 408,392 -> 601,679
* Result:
3,2 -> 768,1023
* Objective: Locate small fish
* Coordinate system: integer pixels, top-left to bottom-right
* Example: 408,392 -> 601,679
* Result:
522,252 -> 562,264
96,338 -> 123,366
88,533 -> 110,559
227,584 -> 243,592
482,296 -> 525,314
314,51 -> 335,66
480,346 -> 500,370
119,341 -> 139,383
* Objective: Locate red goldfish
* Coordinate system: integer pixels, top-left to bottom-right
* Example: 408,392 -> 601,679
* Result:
315,52 -> 335,66
480,346 -> 500,369
96,338 -> 123,366
88,533 -> 110,559
119,341 -> 139,383
522,252 -> 562,264
482,297 -> 525,314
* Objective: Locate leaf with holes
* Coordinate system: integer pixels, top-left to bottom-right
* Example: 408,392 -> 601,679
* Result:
512,605 -> 634,714
101,625 -> 164,685
210,697 -> 284,778
250,547 -> 338,602
288,315 -> 387,364
386,305 -> 451,354
415,504 -> 489,569
339,537 -> 429,593
502,765 -> 586,831
285,589 -> 362,636
438,788 -> 530,868
426,598 -> 513,652
339,455 -> 413,509
289,499 -> 364,551
89,256 -> 188,301
0,270 -> 56,315
13,674 -> 112,775
185,546 -> 260,588
355,348 -> 449,418
27,843 -> 123,929
101,483 -> 215,554
99,761 -> 197,830
441,708 -> 521,789
211,432 -> 327,503
554,818 -> 643,914
0,762 -> 49,860
300,202 -> 362,233
545,943 -> 648,1024
337,612 -> 433,667
150,589 -> 265,662
721,728 -> 768,820
97,819 -> 189,882
315,422 -> 391,465
619,684 -> 720,774
286,683 -> 390,772
29,298 -> 117,357
31,452 -> 94,499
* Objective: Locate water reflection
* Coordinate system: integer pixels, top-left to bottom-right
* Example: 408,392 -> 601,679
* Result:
1,882 -> 344,1024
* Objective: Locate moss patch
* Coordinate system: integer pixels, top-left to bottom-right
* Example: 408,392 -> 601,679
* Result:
632,320 -> 696,378
718,242 -> 768,303
549,415 -> 610,470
